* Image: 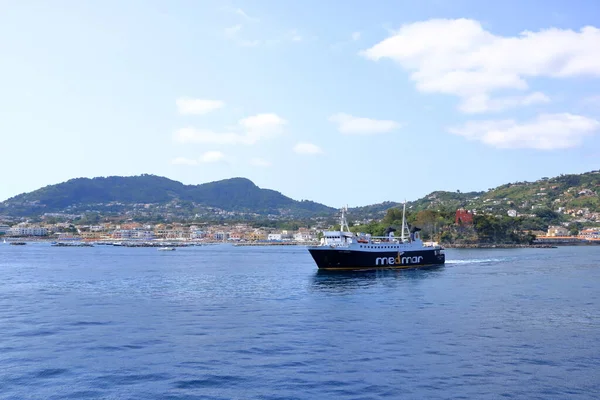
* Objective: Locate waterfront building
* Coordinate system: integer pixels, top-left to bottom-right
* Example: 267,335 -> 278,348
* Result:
579,228 -> 600,240
267,233 -> 282,241
547,226 -> 570,237
7,226 -> 48,236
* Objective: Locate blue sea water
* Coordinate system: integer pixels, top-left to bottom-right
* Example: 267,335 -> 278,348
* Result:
0,243 -> 599,399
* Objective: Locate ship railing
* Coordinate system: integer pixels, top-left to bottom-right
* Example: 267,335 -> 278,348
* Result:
368,236 -> 410,243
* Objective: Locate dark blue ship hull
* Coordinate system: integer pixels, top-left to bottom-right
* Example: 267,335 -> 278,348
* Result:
308,248 -> 445,270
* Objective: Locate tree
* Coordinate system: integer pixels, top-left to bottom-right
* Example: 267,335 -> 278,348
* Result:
533,207 -> 562,227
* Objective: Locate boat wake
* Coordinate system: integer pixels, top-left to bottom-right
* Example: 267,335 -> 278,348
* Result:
446,258 -> 503,265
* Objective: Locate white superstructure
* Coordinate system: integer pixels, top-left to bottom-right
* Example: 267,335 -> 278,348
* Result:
317,203 -> 441,252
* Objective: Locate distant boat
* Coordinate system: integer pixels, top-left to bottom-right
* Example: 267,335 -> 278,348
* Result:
10,242 -> 27,246
158,247 -> 176,251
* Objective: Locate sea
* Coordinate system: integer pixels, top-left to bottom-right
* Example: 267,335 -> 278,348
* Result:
1,243 -> 599,399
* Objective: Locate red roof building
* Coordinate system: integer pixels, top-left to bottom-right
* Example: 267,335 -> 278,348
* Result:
455,209 -> 473,225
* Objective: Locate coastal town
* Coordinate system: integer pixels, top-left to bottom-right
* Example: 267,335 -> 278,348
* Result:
0,220 -> 322,244
1,171 -> 599,246
1,207 -> 599,245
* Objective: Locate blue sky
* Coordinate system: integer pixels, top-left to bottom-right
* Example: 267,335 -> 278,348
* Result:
1,0 -> 600,207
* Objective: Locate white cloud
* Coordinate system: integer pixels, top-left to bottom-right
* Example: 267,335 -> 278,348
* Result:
362,19 -> 600,112
239,113 -> 286,132
171,157 -> 198,166
234,8 -> 259,22
351,31 -> 361,41
173,113 -> 287,145
239,113 -> 287,142
200,151 -> 225,163
170,152 -> 226,166
448,113 -> 600,149
294,142 -> 324,155
249,157 -> 271,167
459,92 -> 551,114
176,98 -> 224,115
329,113 -> 401,134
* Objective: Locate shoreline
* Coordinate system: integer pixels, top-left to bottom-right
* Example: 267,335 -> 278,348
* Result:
3,238 -> 598,249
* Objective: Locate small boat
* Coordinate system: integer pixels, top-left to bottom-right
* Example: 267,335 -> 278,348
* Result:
10,242 -> 27,246
158,247 -> 176,251
307,204 -> 445,270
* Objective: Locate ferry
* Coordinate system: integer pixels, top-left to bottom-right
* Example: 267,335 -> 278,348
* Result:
308,204 -> 445,270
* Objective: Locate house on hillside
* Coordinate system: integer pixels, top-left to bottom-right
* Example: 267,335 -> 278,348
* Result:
455,209 -> 473,225
578,189 -> 596,197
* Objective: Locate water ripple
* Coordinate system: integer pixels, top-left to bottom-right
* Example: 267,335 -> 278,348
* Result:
0,245 -> 598,399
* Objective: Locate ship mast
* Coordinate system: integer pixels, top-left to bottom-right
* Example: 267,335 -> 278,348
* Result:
340,206 -> 350,232
401,201 -> 406,242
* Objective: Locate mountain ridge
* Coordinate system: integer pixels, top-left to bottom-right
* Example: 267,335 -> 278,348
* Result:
0,174 -> 335,219
1,171 -> 599,223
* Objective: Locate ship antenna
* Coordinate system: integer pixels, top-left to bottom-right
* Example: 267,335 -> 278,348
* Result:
401,200 -> 407,242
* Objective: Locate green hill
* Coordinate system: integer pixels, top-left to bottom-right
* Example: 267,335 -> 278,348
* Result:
1,171 -> 599,225
457,171 -> 600,218
0,174 -> 334,218
352,171 -> 600,218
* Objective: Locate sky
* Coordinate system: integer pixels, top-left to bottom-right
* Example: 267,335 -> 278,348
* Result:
1,0 -> 600,207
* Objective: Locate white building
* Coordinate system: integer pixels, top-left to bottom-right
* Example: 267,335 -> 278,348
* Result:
0,225 -> 10,234
7,226 -> 48,236
267,233 -> 282,241
190,230 -> 207,240
133,230 -> 154,240
113,229 -> 155,240
294,231 -> 316,242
